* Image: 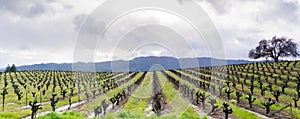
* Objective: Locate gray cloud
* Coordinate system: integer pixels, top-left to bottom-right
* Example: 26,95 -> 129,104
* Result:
73,14 -> 106,34
74,0 -> 300,62
73,14 -> 88,32
196,0 -> 300,60
0,0 -> 82,67
110,25 -> 201,60
256,0 -> 299,23
0,0 -> 46,18
198,0 -> 232,14
0,0 -> 73,18
74,8 -> 211,63
1,0 -> 300,68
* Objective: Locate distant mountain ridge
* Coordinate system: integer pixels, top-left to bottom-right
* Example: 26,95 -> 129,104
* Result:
13,56 -> 254,72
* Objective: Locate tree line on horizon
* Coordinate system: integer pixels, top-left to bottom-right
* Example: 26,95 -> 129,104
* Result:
5,64 -> 17,73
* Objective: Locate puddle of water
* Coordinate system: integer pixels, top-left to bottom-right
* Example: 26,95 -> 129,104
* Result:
146,103 -> 155,117
190,104 -> 211,118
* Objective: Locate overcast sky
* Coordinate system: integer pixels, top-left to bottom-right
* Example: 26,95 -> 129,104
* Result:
1,0 -> 300,68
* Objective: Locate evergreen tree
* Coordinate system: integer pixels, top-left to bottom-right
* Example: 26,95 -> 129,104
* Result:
4,65 -> 10,73
10,64 -> 17,72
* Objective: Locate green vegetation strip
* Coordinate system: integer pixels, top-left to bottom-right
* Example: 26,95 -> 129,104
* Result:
123,72 -> 153,114
80,72 -> 145,114
37,111 -> 210,119
165,71 -> 263,119
182,69 -> 300,118
0,72 -> 129,118
156,72 -> 203,118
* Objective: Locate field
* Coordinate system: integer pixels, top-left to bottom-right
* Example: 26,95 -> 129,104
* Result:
1,60 -> 300,119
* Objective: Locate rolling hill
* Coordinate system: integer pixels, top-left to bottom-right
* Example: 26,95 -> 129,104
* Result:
12,56 -> 255,72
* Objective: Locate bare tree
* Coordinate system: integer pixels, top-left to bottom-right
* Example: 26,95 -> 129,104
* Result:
249,36 -> 299,62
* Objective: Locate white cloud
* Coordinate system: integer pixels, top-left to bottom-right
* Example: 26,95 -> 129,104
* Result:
197,0 -> 300,60
1,0 -> 300,68
0,0 -> 105,67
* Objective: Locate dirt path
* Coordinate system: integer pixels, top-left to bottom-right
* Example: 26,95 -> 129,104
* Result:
22,100 -> 87,119
86,103 -> 125,118
239,106 -> 273,119
9,102 -> 50,112
85,73 -> 147,118
189,104 -> 215,119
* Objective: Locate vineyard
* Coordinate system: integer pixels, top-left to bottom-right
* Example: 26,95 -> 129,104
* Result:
1,60 -> 300,119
